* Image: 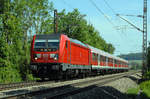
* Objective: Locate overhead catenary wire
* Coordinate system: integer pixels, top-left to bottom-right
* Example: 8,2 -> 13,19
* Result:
88,0 -> 127,38
102,0 -> 137,43
102,0 -> 130,30
88,0 -> 124,50
103,0 -> 116,15
89,0 -> 128,38
102,0 -> 129,32
89,0 -> 140,54
89,0 -> 116,27
102,0 -> 143,32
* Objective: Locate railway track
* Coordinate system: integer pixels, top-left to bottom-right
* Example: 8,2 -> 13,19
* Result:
0,80 -> 57,91
0,81 -> 36,91
0,70 -> 140,99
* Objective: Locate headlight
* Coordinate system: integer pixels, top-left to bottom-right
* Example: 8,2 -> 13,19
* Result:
54,54 -> 58,60
50,54 -> 58,60
34,54 -> 41,60
35,57 -> 38,60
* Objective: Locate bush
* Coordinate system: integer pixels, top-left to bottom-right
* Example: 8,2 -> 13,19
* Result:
140,80 -> 150,98
0,66 -> 22,83
144,71 -> 150,79
140,80 -> 150,90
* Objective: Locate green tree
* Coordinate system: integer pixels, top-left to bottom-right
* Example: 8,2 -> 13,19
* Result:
147,43 -> 150,71
145,43 -> 150,79
0,0 -> 54,83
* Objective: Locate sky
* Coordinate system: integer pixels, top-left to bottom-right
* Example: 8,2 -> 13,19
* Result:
52,0 -> 149,55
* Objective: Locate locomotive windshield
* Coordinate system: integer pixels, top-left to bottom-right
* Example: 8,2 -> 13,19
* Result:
34,39 -> 59,52
34,34 -> 60,52
47,40 -> 59,48
34,40 -> 46,48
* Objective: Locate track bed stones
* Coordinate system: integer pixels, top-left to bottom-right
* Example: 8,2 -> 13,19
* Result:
64,72 -> 141,99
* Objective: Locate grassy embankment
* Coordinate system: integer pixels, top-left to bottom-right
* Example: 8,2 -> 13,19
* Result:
127,71 -> 150,98
127,80 -> 150,98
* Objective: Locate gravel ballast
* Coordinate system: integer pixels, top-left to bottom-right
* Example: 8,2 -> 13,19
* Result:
65,73 -> 142,99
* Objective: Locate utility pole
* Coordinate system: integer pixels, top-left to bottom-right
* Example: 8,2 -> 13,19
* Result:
116,0 -> 148,77
54,9 -> 58,33
142,0 -> 148,77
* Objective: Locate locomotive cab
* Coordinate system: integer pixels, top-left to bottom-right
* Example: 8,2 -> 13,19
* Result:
30,34 -> 62,79
33,38 -> 59,61
32,34 -> 60,62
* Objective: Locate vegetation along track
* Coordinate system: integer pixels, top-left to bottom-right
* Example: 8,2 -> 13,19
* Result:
0,70 -> 140,99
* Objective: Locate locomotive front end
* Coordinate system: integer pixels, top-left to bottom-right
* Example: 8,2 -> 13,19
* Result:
30,34 -> 61,79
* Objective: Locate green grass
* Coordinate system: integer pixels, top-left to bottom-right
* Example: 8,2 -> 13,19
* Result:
127,87 -> 139,95
140,80 -> 150,98
142,89 -> 150,98
127,80 -> 150,99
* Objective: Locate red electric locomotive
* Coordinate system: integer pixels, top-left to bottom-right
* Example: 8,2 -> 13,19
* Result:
30,33 -> 91,79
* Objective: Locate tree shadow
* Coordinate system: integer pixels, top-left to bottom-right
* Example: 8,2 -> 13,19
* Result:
63,85 -> 150,99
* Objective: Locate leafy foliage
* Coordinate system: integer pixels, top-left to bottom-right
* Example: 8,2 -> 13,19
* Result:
139,80 -> 150,98
144,71 -> 150,79
0,0 -> 54,83
147,44 -> 150,71
127,81 -> 150,99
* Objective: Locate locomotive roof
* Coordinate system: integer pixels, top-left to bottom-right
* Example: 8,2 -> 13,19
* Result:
70,38 -> 88,48
35,34 -> 88,48
87,45 -> 128,63
35,33 -> 61,40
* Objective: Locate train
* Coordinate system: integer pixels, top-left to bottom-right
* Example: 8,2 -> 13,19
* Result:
30,33 -> 128,79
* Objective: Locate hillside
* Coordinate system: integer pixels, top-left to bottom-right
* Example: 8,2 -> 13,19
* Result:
118,53 -> 143,70
118,53 -> 142,60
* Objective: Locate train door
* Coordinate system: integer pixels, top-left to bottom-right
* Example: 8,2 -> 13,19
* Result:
98,54 -> 100,66
66,40 -> 71,64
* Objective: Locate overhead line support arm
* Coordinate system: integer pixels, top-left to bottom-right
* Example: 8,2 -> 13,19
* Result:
116,14 -> 143,33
